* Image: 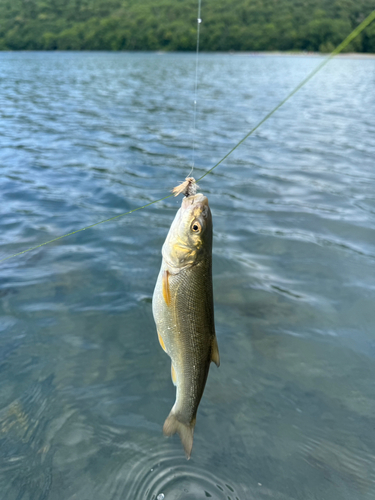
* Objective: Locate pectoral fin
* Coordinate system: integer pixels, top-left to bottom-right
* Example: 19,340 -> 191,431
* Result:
162,270 -> 171,306
211,336 -> 220,367
171,364 -> 177,386
158,331 -> 167,352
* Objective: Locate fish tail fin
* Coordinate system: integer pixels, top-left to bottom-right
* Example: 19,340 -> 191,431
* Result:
163,411 -> 195,459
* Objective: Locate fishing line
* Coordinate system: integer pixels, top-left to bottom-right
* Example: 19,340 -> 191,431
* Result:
1,9 -> 374,265
0,195 -> 173,264
189,0 -> 202,177
197,9 -> 375,183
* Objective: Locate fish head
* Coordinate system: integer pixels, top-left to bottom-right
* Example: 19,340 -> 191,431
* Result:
162,193 -> 212,269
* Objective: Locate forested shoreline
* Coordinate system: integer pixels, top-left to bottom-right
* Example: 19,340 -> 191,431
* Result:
1,0 -> 374,52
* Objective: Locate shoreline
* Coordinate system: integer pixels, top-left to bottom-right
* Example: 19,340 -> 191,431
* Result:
230,51 -> 375,59
0,50 -> 374,59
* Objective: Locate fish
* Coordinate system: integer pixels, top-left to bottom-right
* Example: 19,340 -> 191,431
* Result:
152,190 -> 220,459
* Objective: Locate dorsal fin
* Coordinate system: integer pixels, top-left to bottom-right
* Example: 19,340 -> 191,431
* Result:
211,336 -> 220,367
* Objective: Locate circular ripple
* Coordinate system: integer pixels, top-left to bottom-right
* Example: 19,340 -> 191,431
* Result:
124,442 -> 241,500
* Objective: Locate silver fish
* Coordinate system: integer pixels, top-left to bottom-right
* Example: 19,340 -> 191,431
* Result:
152,192 -> 220,458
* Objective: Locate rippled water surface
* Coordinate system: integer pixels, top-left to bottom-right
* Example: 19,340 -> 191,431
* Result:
1,52 -> 375,500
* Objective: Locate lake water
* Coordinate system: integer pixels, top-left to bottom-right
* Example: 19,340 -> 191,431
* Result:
1,51 -> 375,500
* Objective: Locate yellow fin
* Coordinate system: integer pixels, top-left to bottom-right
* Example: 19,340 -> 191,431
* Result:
162,270 -> 171,306
171,364 -> 177,386
211,336 -> 220,367
158,331 -> 167,352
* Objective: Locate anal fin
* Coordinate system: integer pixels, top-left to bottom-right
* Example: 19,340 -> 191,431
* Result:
171,363 -> 177,386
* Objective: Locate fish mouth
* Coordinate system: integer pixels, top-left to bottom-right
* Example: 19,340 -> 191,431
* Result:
181,193 -> 209,213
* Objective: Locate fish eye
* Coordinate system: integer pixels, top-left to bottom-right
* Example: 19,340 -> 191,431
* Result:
191,220 -> 201,233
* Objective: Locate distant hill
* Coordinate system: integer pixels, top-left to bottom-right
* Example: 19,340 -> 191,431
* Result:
0,0 -> 374,52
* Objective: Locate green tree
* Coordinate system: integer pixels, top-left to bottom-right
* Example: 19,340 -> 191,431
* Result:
0,0 -> 373,52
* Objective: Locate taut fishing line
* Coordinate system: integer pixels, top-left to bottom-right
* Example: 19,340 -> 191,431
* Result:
1,9 -> 375,265
189,0 -> 202,177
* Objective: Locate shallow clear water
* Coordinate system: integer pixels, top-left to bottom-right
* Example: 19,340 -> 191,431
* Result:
1,52 -> 375,500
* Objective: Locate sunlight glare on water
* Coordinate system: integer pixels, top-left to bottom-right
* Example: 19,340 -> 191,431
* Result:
0,52 -> 375,500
